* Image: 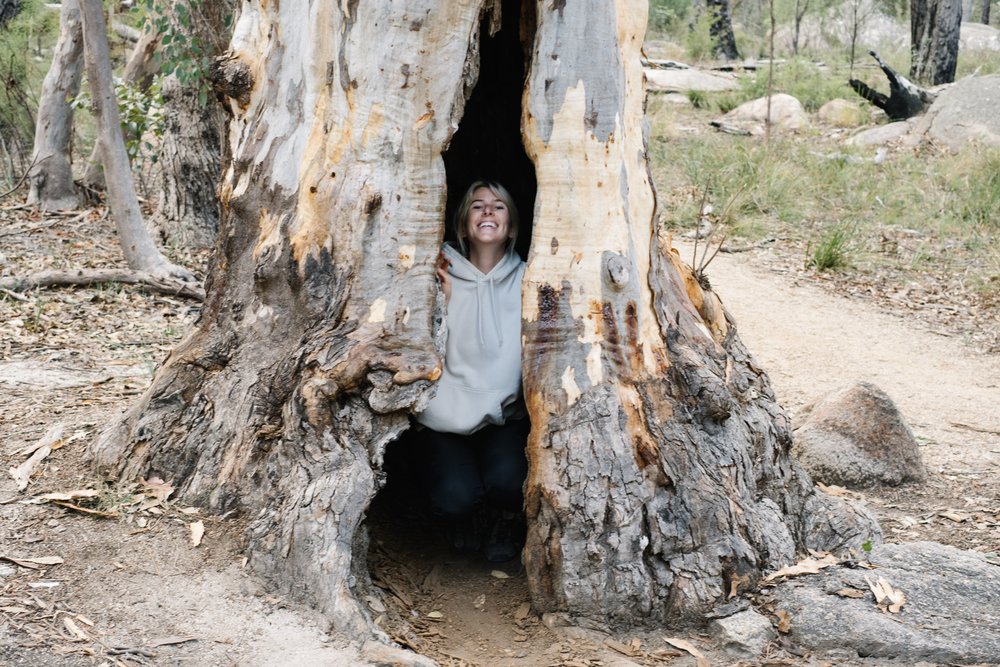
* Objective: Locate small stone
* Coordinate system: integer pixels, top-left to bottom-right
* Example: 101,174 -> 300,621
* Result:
709,609 -> 777,658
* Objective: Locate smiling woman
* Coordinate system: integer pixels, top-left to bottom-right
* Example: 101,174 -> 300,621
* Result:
413,179 -> 529,563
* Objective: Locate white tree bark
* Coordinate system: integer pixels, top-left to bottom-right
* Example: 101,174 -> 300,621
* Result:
28,0 -> 83,211
78,0 -> 193,282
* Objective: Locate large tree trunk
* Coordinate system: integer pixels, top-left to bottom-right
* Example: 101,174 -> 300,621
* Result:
79,0 -> 193,282
89,0 -> 878,645
911,0 -> 962,84
27,0 -> 83,211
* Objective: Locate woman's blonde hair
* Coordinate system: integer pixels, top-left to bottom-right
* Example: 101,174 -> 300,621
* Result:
452,180 -> 519,256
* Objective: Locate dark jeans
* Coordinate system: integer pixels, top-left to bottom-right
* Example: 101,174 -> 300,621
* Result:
421,419 -> 529,520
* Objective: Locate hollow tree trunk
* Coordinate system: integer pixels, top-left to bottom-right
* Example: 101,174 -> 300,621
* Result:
911,0 -> 962,84
89,0 -> 879,644
27,0 -> 83,211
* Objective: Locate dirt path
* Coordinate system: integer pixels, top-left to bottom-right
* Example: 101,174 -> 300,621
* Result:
689,240 -> 1000,475
3,213 -> 998,666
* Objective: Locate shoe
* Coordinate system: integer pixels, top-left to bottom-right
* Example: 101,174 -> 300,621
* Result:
484,511 -> 525,563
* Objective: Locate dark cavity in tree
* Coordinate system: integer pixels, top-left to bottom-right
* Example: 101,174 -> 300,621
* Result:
443,0 -> 537,260
370,0 -> 537,565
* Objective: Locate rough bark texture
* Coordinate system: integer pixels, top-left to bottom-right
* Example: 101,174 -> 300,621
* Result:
146,73 -> 224,249
28,0 -> 83,211
89,0 -> 879,642
146,0 -> 233,250
707,0 -> 740,60
911,0 -> 962,85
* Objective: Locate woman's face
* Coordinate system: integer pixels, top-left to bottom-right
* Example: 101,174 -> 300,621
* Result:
464,187 -> 511,251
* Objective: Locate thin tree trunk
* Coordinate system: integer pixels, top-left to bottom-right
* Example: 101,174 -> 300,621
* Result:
982,0 -> 991,24
89,0 -> 878,644
81,21 -> 161,190
707,0 -> 740,60
27,0 -> 83,211
78,0 -> 192,281
911,0 -> 963,84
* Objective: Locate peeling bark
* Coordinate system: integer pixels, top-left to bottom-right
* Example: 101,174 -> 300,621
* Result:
89,0 -> 879,644
28,0 -> 83,211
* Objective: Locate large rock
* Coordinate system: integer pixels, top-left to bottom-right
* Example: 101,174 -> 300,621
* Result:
960,22 -> 1000,51
709,609 -> 777,658
719,93 -> 810,132
769,542 -> 1000,664
644,68 -> 739,93
845,119 -> 914,147
913,75 -> 1000,151
792,382 -> 924,488
817,99 -> 867,128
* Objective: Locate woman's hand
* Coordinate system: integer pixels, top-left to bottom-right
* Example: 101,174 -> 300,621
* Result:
435,250 -> 452,305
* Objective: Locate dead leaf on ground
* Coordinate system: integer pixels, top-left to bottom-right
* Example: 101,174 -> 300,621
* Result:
141,477 -> 175,503
16,424 -> 65,457
664,637 -> 710,667
189,520 -> 205,547
866,576 -> 906,613
63,616 -> 89,641
835,587 -> 867,599
0,554 -> 64,569
764,554 -> 839,582
514,602 -> 531,621
605,638 -> 641,657
775,609 -> 792,633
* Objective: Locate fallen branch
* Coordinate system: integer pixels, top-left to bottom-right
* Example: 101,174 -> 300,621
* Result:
849,50 -> 936,120
0,268 -> 204,300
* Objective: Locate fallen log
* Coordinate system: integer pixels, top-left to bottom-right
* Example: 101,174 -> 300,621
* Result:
0,268 -> 204,300
849,50 -> 937,121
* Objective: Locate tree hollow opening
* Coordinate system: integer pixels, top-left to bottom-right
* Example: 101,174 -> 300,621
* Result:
444,0 -> 536,260
368,0 -> 536,574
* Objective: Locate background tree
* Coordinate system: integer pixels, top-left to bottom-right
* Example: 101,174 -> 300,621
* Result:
143,0 -> 234,249
79,0 -> 192,281
27,0 -> 83,210
89,0 -> 877,644
911,0 -> 962,84
0,0 -> 19,27
707,0 -> 741,59
982,0 -> 991,24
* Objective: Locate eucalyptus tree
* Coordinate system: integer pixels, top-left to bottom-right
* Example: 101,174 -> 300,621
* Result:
27,0 -> 83,210
90,0 -> 878,648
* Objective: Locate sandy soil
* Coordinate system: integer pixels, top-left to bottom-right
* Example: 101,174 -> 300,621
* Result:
1,210 -> 998,667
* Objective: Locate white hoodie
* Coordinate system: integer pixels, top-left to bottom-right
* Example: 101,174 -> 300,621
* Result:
417,243 -> 525,434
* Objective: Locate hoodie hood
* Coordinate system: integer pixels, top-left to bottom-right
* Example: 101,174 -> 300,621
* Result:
416,243 -> 525,434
